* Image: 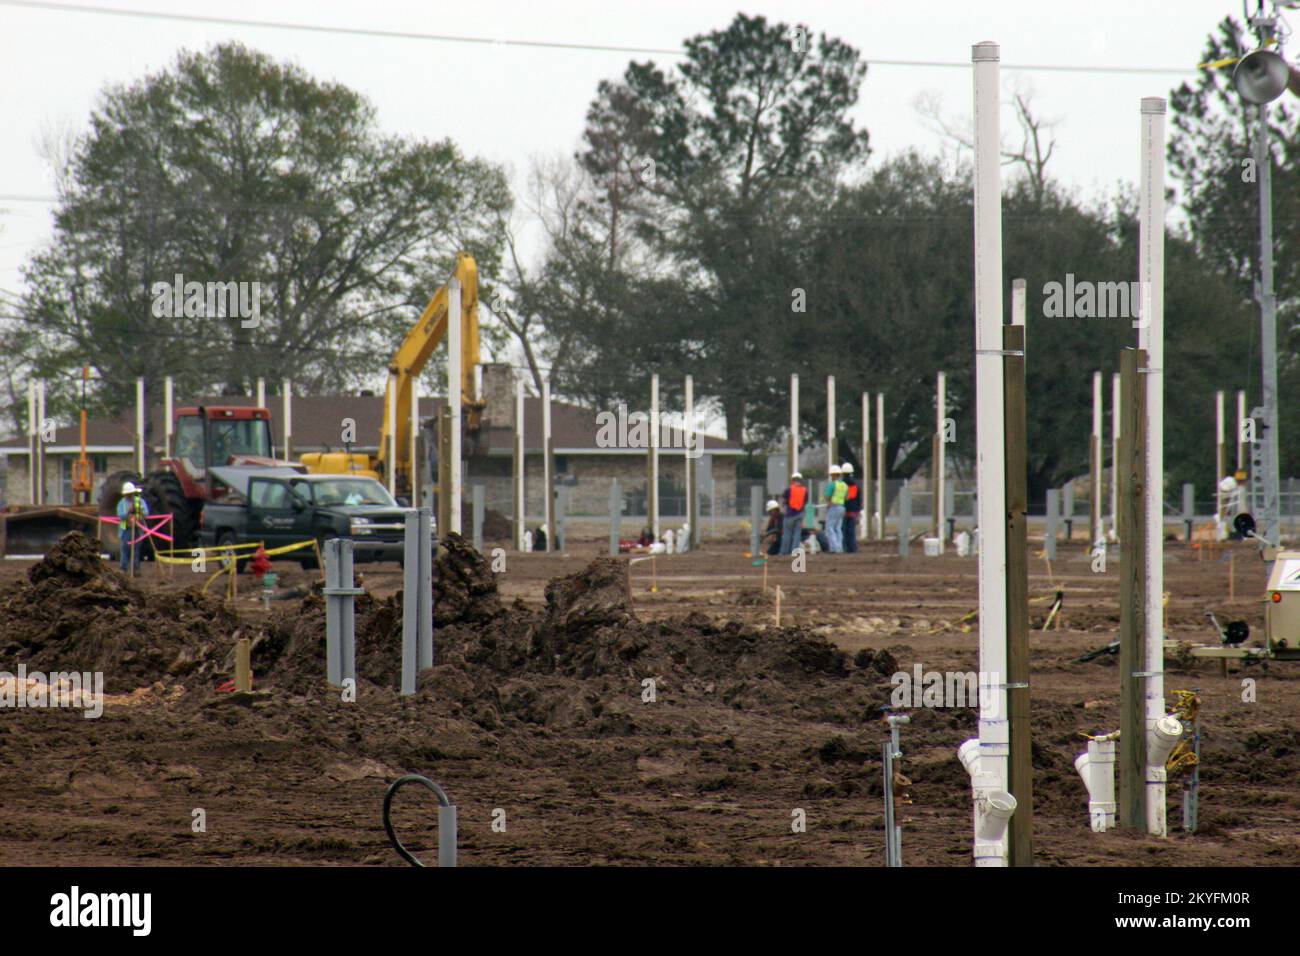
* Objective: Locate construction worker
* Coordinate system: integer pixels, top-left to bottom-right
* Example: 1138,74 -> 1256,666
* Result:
841,462 -> 861,553
116,481 -> 151,573
780,472 -> 808,555
761,499 -> 783,556
823,465 -> 848,553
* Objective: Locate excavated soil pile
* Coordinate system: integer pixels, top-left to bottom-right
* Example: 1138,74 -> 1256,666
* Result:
0,531 -> 240,692
256,538 -> 900,733
458,502 -> 513,542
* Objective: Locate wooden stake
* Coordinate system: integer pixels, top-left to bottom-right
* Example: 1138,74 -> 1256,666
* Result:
1004,324 -> 1032,866
775,585 -> 782,627
235,637 -> 252,692
1119,347 -> 1148,829
313,537 -> 327,584
762,559 -> 768,592
650,553 -> 657,593
1229,552 -> 1235,603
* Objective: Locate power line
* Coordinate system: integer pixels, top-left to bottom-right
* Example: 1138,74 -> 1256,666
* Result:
2,0 -> 1197,76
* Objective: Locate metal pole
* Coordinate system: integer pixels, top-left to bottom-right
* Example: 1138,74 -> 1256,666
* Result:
135,377 -> 145,476
326,539 -> 341,687
609,478 -> 621,555
686,374 -> 698,549
827,374 -> 836,472
401,511 -> 419,695
1216,389 -> 1225,525
340,539 -> 356,685
1253,99 -> 1282,546
862,391 -> 871,543
418,506 -> 432,670
542,378 -> 553,552
1092,371 -> 1103,546
448,277 -> 463,535
409,374 -> 421,508
472,484 -> 484,552
935,371 -> 946,549
750,485 -> 762,557
515,379 -> 525,551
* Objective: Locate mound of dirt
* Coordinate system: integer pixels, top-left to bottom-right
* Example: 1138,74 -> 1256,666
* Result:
458,502 -> 514,542
434,532 -> 502,626
0,531 -> 241,692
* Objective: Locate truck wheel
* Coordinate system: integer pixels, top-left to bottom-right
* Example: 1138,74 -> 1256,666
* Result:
144,471 -> 199,552
217,530 -> 248,574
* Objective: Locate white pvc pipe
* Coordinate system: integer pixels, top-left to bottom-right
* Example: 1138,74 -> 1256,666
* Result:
516,379 -> 526,551
970,39 -> 1010,866
790,373 -> 799,476
448,277 -> 463,535
1112,373 -> 1121,539
1092,371 -> 1103,546
36,380 -> 46,504
135,377 -> 145,476
283,379 -> 293,462
685,374 -> 694,547
1075,738 -> 1117,832
409,374 -> 420,508
256,376 -> 265,410
650,373 -> 660,540
1138,96 -> 1167,838
936,371 -> 945,551
542,378 -> 552,552
27,381 -> 37,505
164,376 -> 173,461
386,372 -> 397,496
1236,390 -> 1246,473
827,374 -> 836,473
1216,389 -> 1225,522
861,391 -> 870,542
876,392 -> 885,539
1148,714 -> 1183,767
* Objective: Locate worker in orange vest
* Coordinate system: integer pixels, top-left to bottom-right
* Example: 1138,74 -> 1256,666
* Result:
779,472 -> 808,555
842,463 -> 862,553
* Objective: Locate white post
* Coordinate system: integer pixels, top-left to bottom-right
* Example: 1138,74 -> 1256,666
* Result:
970,39 -> 1011,867
1139,96 -> 1168,838
516,379 -> 526,551
685,374 -> 694,548
827,374 -> 836,472
790,373 -> 799,477
409,374 -> 420,508
1112,373 -> 1121,537
27,381 -> 37,505
936,371 -> 946,551
1236,390 -> 1246,474
256,377 -> 265,410
385,373 -> 397,495
283,379 -> 293,462
542,378 -> 553,551
861,391 -> 870,542
135,377 -> 145,476
1092,371 -> 1103,546
650,373 -> 660,540
1215,389 -> 1225,522
164,376 -> 174,461
448,277 -> 463,535
875,392 -> 885,540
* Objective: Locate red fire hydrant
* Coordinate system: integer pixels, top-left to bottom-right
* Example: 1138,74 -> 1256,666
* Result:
249,545 -> 272,581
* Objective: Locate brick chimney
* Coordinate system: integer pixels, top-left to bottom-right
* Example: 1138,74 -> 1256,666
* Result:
480,362 -> 516,427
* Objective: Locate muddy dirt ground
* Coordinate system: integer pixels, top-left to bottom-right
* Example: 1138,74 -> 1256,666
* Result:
0,528 -> 1296,867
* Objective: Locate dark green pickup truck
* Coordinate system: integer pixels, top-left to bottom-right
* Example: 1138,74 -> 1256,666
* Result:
199,466 -> 414,566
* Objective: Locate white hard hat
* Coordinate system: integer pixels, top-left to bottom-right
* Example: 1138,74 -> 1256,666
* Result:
120,481 -> 140,495
841,463 -> 854,475
791,471 -> 803,480
829,464 -> 842,475
1219,476 -> 1238,493
766,499 -> 780,511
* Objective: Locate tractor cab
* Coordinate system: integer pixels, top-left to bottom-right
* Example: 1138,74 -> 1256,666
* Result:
168,406 -> 277,500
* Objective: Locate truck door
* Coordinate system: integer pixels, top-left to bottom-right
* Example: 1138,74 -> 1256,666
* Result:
247,478 -> 295,549
288,479 -> 318,545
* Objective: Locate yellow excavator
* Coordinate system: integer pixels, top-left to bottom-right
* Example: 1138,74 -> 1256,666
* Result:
299,253 -> 482,496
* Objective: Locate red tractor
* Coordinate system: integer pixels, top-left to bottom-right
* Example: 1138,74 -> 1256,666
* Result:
98,405 -> 282,550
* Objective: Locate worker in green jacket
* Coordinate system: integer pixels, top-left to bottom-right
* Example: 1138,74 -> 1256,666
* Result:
823,465 -> 848,553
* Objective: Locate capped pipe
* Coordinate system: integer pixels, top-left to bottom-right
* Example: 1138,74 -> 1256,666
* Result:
1075,737 -> 1117,832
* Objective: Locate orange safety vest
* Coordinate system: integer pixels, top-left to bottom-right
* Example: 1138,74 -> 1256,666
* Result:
787,484 -> 807,511
846,483 -> 859,502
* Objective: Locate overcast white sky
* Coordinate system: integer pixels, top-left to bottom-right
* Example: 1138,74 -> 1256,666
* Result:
0,0 -> 1253,317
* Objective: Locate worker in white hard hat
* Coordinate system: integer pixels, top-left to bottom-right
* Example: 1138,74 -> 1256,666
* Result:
116,480 -> 151,573
761,498 -> 783,556
823,464 -> 848,553
841,462 -> 862,553
779,472 -> 808,555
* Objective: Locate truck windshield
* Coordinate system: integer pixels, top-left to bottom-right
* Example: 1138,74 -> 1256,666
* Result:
208,419 -> 273,461
312,479 -> 397,507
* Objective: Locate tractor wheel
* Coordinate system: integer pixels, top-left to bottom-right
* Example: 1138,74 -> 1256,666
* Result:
143,471 -> 200,552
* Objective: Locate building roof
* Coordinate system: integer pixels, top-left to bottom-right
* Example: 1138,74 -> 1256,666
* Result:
0,393 -> 743,458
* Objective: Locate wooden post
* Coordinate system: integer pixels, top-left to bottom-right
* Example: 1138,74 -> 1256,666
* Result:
649,374 -> 660,541
686,375 -> 698,549
543,378 -> 554,552
1005,326 -> 1032,866
1119,347 -> 1148,829
1091,371 -> 1103,546
514,379 -> 525,551
235,637 -> 252,692
934,372 -> 946,546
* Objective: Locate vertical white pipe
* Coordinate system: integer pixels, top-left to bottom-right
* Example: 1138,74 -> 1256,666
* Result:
386,373 -> 397,495
1092,371 -> 1103,546
685,374 -> 694,545
542,378 -> 552,551
256,377 -> 265,410
827,374 -> 836,472
36,380 -> 46,504
135,377 -> 145,476
1216,389 -> 1225,521
283,379 -> 293,462
876,392 -> 885,539
936,371 -> 946,551
448,277 -> 463,535
1112,373 -> 1121,536
27,381 -> 37,505
409,375 -> 420,508
862,391 -> 870,542
790,373 -> 799,476
1138,96 -> 1167,838
650,373 -> 660,540
1235,390 -> 1245,473
164,376 -> 173,461
972,39 -> 1009,866
516,379 -> 526,551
